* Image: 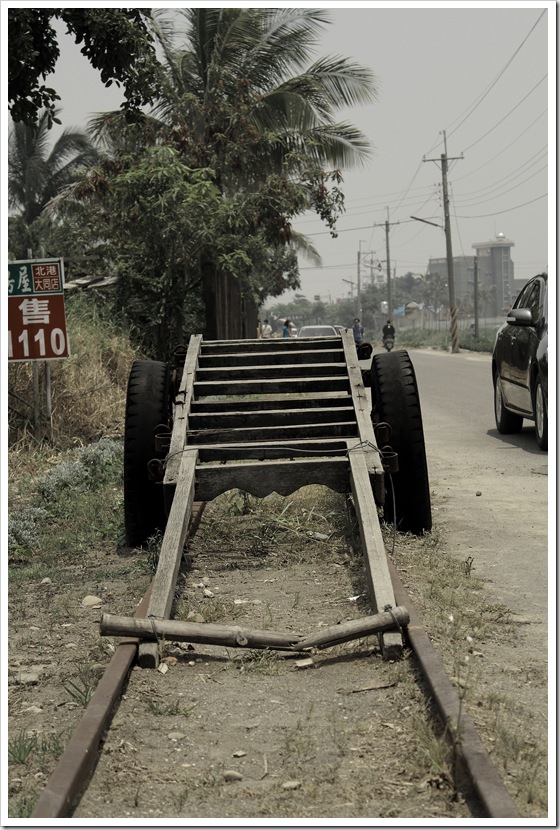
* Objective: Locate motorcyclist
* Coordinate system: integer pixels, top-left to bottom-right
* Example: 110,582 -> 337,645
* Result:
382,319 -> 395,345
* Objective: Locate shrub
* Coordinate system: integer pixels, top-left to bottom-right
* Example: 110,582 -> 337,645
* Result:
8,507 -> 49,559
37,439 -> 122,500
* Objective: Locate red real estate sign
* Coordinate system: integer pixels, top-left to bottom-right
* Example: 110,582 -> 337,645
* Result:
8,259 -> 70,362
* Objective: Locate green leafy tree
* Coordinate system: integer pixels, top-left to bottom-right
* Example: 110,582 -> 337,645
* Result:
84,8 -> 377,339
68,146 -> 224,356
8,8 -> 163,128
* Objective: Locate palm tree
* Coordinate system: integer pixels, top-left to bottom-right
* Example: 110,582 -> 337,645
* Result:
86,8 -> 378,339
9,110 -> 100,224
163,9 -> 373,163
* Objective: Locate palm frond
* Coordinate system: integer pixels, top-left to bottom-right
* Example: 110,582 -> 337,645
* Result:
288,229 -> 322,264
275,58 -> 378,121
244,8 -> 330,81
285,122 -> 373,168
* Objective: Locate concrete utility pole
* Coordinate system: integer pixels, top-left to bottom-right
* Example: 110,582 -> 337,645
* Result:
373,209 -> 399,319
357,244 -> 362,320
423,132 -> 463,353
473,255 -> 479,339
357,240 -> 373,320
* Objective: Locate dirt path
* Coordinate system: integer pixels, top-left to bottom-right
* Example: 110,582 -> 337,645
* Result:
7,350 -> 549,821
72,490 -> 476,821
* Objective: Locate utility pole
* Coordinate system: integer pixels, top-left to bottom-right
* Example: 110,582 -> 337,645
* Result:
423,131 -> 463,353
373,209 -> 399,319
473,255 -> 479,339
357,244 -> 362,320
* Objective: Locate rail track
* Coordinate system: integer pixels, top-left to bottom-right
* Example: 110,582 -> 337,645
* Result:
30,506 -> 519,819
29,334 -> 520,819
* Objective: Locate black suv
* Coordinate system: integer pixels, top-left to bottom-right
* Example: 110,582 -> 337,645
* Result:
492,272 -> 548,450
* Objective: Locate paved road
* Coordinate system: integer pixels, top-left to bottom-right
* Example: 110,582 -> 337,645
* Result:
379,348 -> 549,652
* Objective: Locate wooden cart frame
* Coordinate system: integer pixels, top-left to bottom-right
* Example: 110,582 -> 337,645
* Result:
122,331 -> 432,667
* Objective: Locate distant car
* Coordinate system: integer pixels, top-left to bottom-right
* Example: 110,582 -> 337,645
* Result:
297,325 -> 339,338
492,272 -> 548,450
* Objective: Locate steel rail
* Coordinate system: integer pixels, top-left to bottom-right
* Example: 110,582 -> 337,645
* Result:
31,502 -> 206,820
31,502 -> 520,820
388,559 -> 520,818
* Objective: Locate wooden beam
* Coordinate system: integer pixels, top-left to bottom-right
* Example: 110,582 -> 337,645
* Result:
187,421 -> 358,445
294,606 -> 409,650
195,362 -> 348,381
164,334 -> 202,486
188,406 -> 355,430
341,331 -> 383,475
100,606 -> 409,651
101,614 -> 302,650
195,458 -> 349,500
191,396 -> 353,413
195,439 -> 349,462
198,349 -> 345,367
193,377 -> 349,397
348,448 -> 403,659
201,337 -> 341,354
138,449 -> 198,668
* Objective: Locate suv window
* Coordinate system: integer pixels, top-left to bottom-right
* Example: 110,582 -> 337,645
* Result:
523,283 -> 541,323
514,281 -> 533,309
514,279 -> 541,323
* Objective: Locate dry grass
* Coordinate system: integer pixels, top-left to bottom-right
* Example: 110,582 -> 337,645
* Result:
8,293 -> 139,448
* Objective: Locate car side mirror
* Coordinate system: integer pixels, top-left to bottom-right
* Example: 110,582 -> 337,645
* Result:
506,308 -> 534,327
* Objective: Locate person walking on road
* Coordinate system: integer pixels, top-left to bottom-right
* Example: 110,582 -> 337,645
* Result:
352,318 -> 364,345
261,319 -> 272,338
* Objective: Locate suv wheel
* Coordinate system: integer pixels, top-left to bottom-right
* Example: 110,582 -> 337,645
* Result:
534,376 -> 548,450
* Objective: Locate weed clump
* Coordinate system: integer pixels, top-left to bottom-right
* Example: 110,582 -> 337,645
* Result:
38,439 -> 121,499
8,508 -> 49,560
8,438 -> 123,563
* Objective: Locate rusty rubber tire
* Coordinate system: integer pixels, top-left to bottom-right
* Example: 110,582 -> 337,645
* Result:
124,360 -> 171,547
371,350 -> 432,535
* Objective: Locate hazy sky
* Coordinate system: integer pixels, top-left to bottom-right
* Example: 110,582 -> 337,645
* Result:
22,2 -> 554,302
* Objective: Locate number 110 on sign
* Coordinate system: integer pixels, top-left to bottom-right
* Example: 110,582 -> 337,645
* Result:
8,327 -> 68,360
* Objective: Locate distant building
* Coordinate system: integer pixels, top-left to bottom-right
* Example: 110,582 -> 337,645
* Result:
427,233 -> 517,317
472,233 -> 515,313
426,255 -> 476,311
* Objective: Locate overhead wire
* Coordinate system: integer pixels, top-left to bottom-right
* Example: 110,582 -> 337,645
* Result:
452,153 -> 548,205
453,108 -> 547,181
462,73 -> 547,152
295,13 -> 547,287
452,144 -> 547,198
454,193 -> 547,219
445,9 -> 546,140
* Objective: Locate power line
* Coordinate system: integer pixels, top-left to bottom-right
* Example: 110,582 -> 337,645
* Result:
445,9 -> 546,140
462,73 -> 547,152
453,108 -> 546,181
299,219 -> 416,238
454,192 -> 547,218
452,155 -> 547,205
452,165 -> 547,208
